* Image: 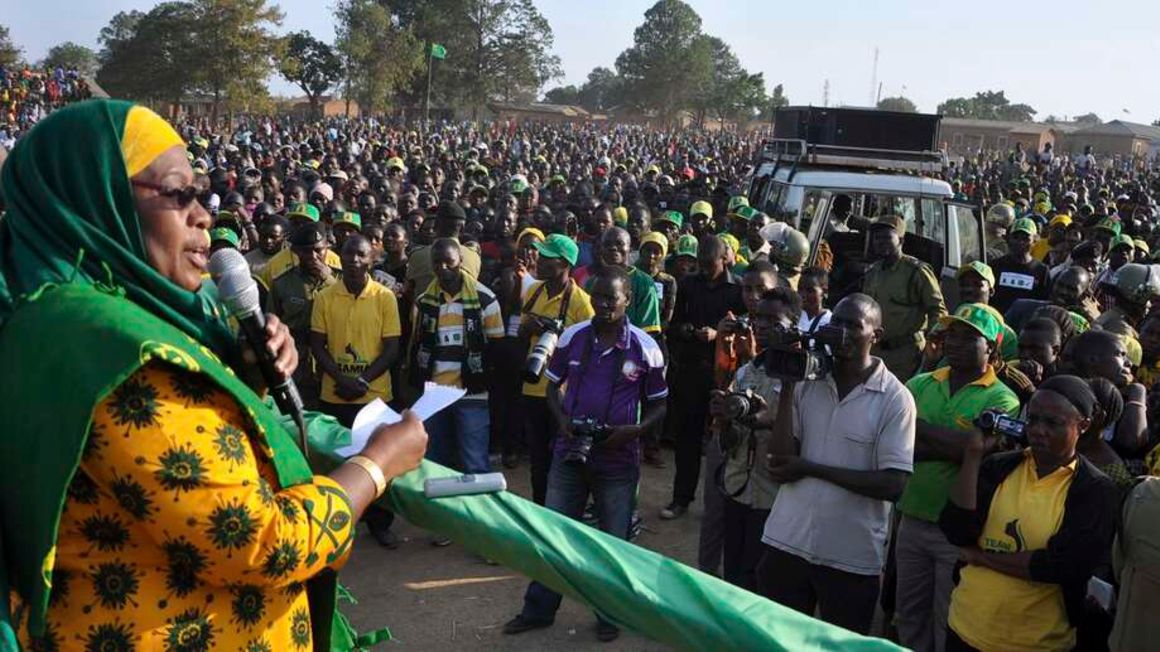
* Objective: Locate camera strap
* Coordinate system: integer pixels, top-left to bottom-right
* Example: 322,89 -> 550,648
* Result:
568,325 -> 626,425
522,278 -> 574,325
715,423 -> 765,499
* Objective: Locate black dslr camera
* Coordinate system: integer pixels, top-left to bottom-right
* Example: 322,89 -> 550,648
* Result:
974,409 -> 1027,444
763,324 -> 846,382
563,417 -> 612,464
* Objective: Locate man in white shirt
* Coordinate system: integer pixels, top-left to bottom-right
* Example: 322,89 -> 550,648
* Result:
757,293 -> 916,634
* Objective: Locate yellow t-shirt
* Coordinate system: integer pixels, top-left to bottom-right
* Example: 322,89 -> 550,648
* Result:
519,280 -> 594,397
311,279 -> 402,404
259,247 -> 342,287
948,452 -> 1076,652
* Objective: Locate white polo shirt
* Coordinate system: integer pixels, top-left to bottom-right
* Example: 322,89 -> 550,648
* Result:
762,358 -> 915,575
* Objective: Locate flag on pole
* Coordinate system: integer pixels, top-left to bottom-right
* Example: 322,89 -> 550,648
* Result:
430,43 -> 447,60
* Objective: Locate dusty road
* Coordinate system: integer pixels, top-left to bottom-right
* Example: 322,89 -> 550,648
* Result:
339,451 -> 704,651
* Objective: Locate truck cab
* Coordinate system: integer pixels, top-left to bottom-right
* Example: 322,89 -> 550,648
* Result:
747,107 -> 986,307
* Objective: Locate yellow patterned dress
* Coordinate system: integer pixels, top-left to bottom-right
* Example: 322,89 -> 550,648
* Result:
15,361 -> 355,651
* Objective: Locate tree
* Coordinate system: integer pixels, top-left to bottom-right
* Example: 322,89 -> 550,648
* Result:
389,0 -> 562,118
688,36 -> 764,127
577,67 -> 623,112
877,96 -> 917,113
97,4 -> 201,110
189,0 -> 284,123
0,25 -> 23,67
278,31 -> 343,117
758,83 -> 789,121
543,85 -> 580,105
41,42 -> 98,78
1073,112 -> 1102,125
614,0 -> 713,122
335,0 -> 424,115
936,90 -> 1036,122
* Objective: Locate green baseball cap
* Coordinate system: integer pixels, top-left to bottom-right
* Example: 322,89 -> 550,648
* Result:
727,195 -> 749,213
1110,234 -> 1135,251
658,210 -> 684,228
209,227 -> 239,248
1010,217 -> 1037,236
287,202 -> 321,223
734,206 -> 759,221
957,260 -> 995,287
939,302 -> 1003,344
334,211 -> 362,229
1095,217 -> 1122,236
675,234 -> 698,259
532,233 -> 579,266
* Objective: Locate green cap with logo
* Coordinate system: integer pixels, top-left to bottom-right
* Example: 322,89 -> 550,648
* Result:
209,227 -> 239,248
939,302 -> 1003,344
334,211 -> 362,229
674,234 -> 699,259
658,210 -> 684,228
287,202 -> 321,223
1010,217 -> 1037,236
1095,217 -> 1122,236
734,205 -> 759,221
957,260 -> 996,287
532,233 -> 579,266
1110,233 -> 1134,251
727,195 -> 749,213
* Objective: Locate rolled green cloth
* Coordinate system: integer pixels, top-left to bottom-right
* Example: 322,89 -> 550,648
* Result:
300,410 -> 901,652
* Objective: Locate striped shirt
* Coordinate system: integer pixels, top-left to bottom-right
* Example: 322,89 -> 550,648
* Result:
424,283 -> 505,395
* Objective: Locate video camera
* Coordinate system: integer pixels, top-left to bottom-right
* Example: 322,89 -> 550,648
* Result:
974,409 -> 1027,444
763,324 -> 846,382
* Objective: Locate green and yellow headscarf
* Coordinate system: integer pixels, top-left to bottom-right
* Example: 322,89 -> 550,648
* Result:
0,99 -> 234,353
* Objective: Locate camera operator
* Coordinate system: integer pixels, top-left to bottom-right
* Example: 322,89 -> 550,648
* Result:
710,285 -> 801,591
939,376 -> 1118,652
757,293 -> 916,634
518,233 -> 594,505
896,304 -> 1020,652
504,267 -> 667,643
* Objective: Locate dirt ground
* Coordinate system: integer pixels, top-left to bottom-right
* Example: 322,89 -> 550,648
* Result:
339,450 -> 704,651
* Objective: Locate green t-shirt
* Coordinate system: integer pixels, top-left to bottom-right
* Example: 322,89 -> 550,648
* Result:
898,366 -> 1020,522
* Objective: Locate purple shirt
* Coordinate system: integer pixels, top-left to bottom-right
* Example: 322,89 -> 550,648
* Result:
545,319 -> 668,469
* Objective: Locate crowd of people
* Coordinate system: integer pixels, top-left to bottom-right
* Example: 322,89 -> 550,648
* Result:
6,102 -> 1160,651
0,64 -> 91,149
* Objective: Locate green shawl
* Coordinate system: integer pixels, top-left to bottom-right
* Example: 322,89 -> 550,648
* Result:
0,101 -> 373,650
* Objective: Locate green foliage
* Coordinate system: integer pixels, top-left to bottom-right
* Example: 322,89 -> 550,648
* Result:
96,0 -> 281,120
278,31 -> 343,114
0,25 -> 21,67
334,0 -> 424,115
390,0 -> 561,116
41,42 -> 99,78
543,85 -> 580,105
691,36 -> 765,125
1073,112 -> 1102,125
615,0 -> 712,120
937,90 -> 1036,122
97,4 -> 200,106
877,96 -> 917,113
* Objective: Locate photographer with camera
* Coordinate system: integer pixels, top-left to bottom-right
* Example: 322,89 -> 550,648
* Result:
938,375 -> 1118,652
504,267 -> 668,643
518,233 -> 594,505
710,285 -> 801,591
757,293 -> 916,634
895,304 -> 1020,652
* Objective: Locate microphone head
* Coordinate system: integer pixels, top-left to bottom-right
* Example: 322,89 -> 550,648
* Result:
214,262 -> 261,318
208,247 -> 248,282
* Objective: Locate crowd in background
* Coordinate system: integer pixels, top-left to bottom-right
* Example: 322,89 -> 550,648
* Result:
5,101 -> 1160,650
0,65 -> 91,147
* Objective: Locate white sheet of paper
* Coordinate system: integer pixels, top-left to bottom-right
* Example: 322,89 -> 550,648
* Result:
335,383 -> 466,458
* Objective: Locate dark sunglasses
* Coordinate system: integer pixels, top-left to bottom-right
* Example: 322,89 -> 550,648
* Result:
131,180 -> 201,208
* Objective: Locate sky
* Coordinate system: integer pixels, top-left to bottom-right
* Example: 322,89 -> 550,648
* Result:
8,0 -> 1160,122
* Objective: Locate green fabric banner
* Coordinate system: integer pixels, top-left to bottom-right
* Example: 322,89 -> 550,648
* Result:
304,418 -> 904,652
430,43 -> 447,60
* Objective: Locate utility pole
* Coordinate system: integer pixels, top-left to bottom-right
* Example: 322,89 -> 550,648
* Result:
870,47 -> 879,107
424,46 -> 434,126
823,79 -> 830,107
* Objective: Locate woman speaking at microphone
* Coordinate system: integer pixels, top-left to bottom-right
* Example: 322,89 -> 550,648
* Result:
0,100 -> 427,650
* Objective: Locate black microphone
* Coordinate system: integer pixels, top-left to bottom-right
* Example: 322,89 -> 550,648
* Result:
211,249 -> 309,451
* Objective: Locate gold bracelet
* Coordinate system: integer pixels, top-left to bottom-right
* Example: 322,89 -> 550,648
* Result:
347,455 -> 388,498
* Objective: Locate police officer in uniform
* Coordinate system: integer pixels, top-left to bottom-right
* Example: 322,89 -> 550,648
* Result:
985,203 -> 1016,261
863,215 -> 947,381
266,222 -> 340,408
